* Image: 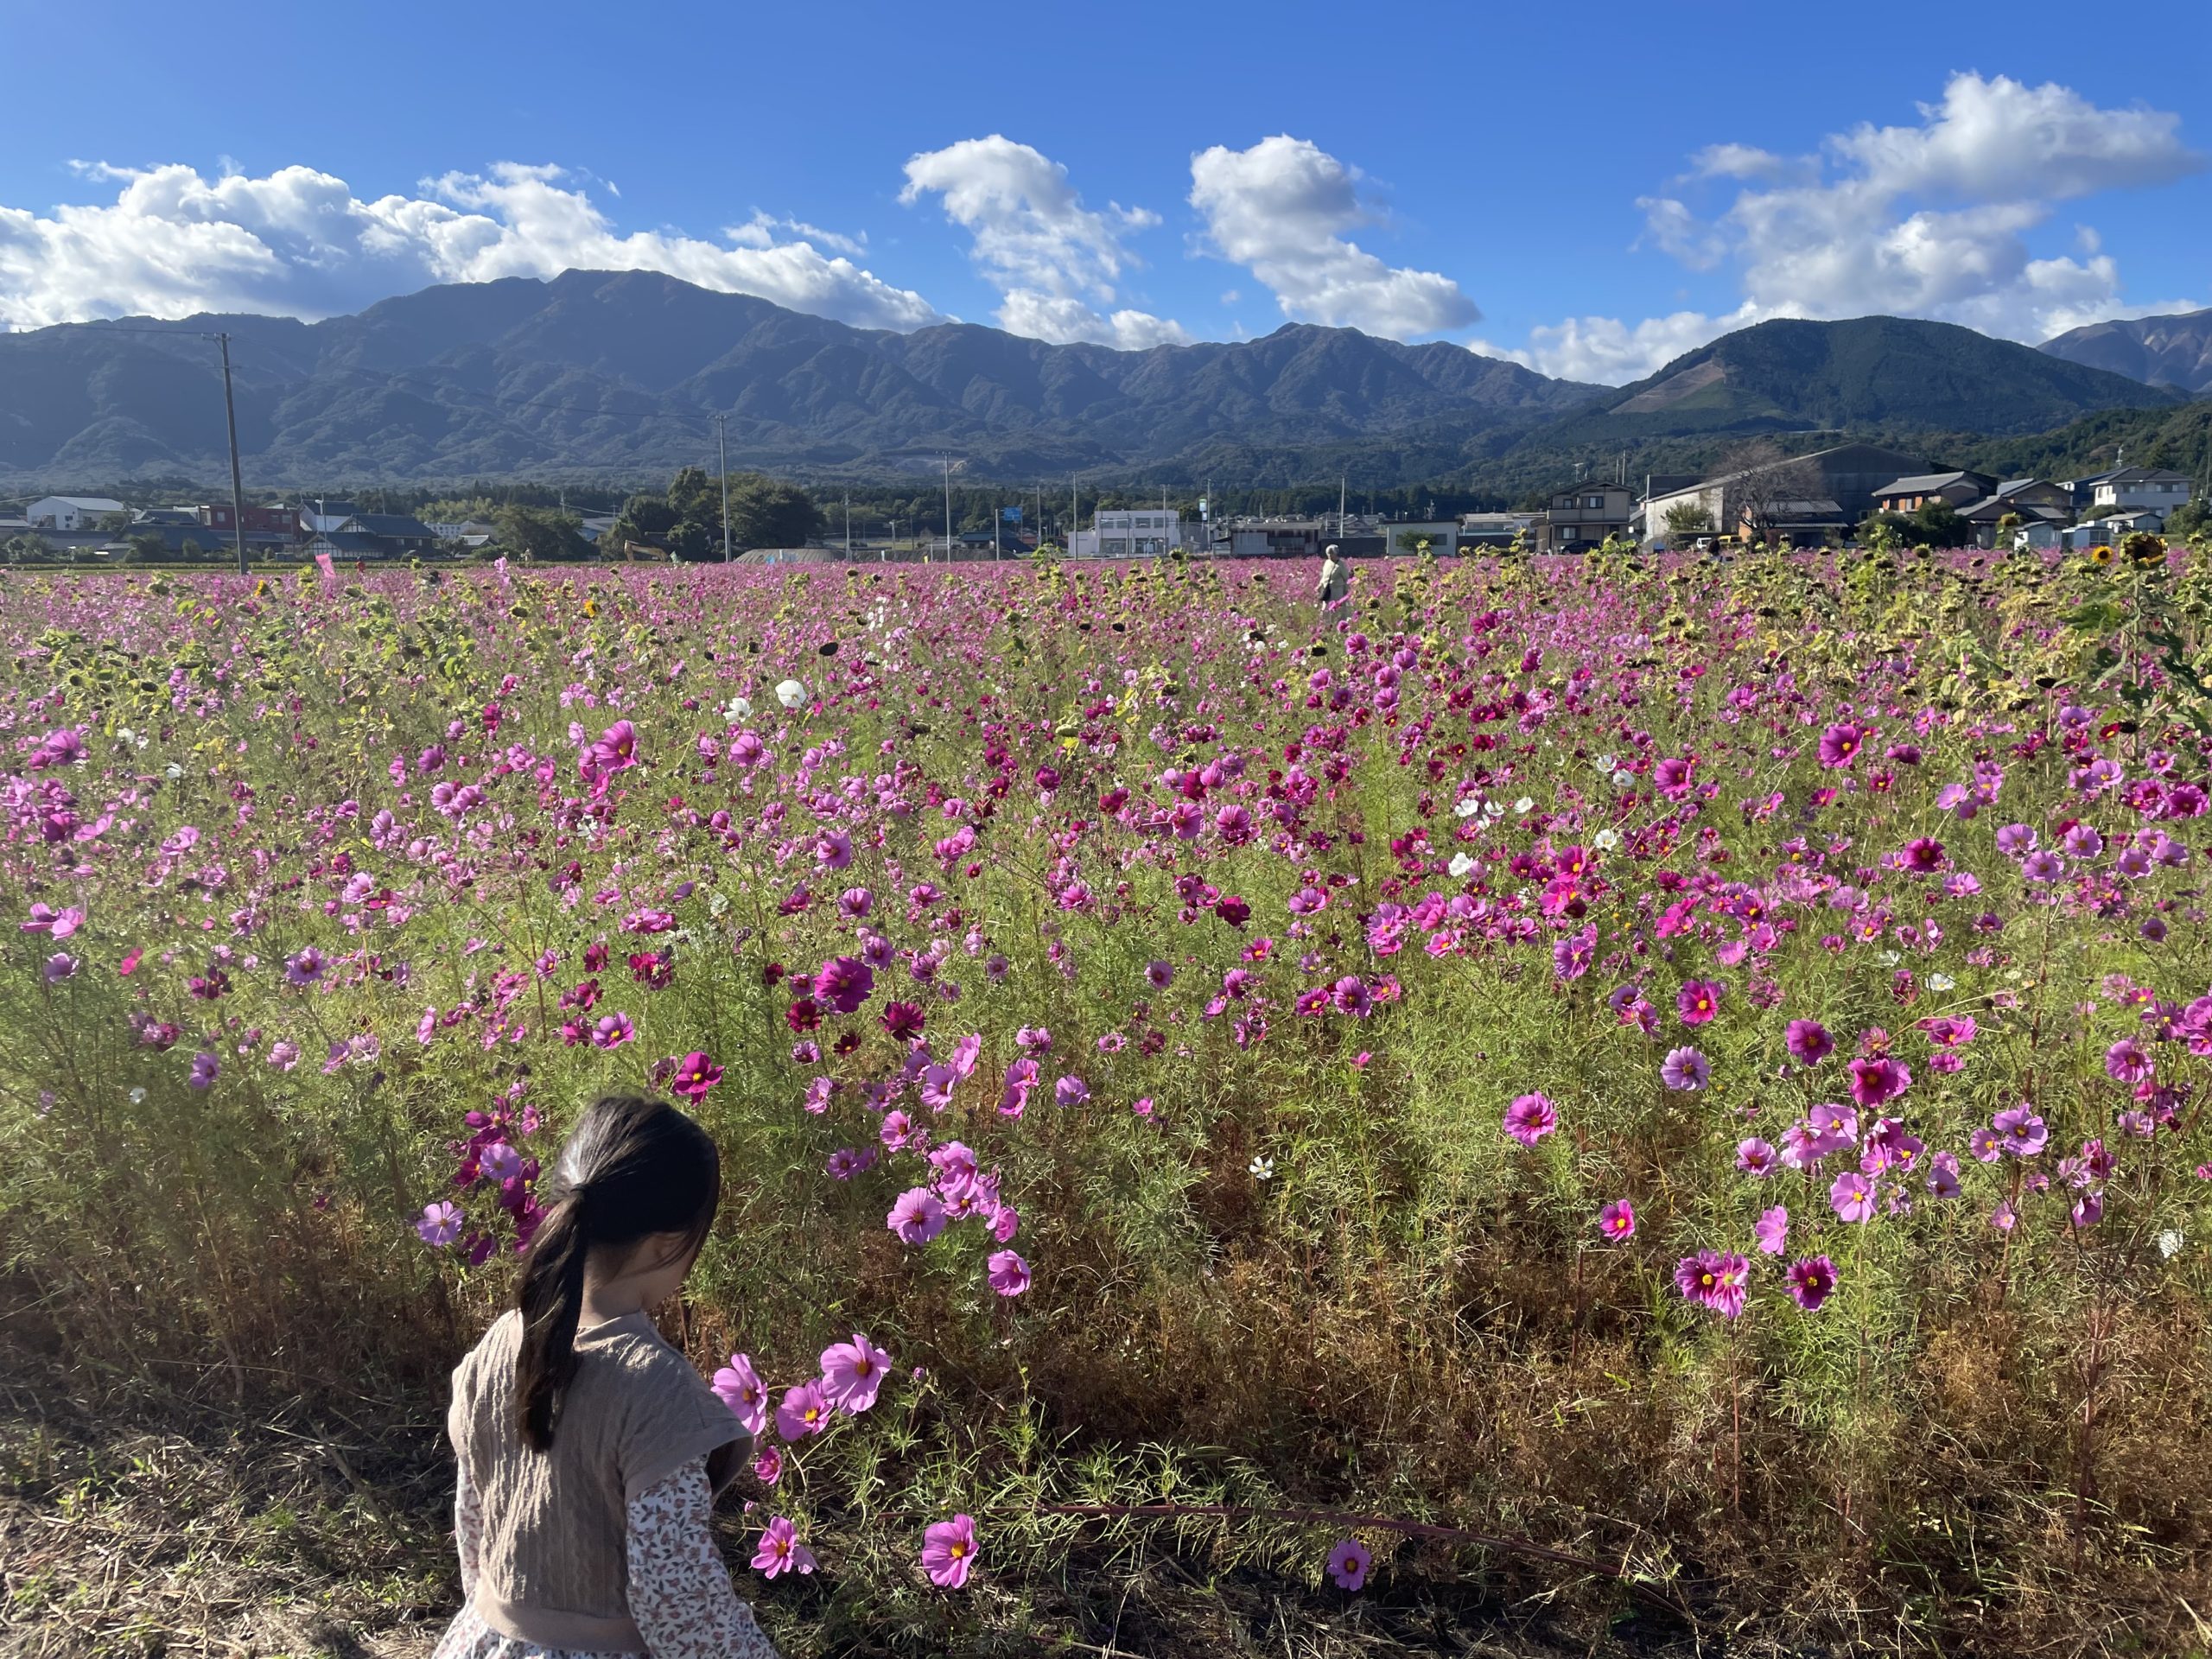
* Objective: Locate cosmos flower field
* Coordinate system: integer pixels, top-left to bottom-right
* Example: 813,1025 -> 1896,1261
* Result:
4,545 -> 2211,1652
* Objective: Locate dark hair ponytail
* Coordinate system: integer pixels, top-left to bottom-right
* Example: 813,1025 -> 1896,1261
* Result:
514,1093 -> 721,1451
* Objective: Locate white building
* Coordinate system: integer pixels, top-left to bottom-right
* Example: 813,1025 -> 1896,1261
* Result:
1071,510 -> 1195,558
27,497 -> 125,531
1381,520 -> 1465,555
2090,468 -> 2193,518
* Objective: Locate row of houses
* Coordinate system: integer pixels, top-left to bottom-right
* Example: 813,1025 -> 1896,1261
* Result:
17,496 -> 491,559
1509,446 -> 2196,554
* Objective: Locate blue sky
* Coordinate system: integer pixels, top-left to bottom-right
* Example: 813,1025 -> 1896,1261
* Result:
2,0 -> 2207,382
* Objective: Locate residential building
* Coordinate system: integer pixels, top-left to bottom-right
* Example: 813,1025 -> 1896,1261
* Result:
27,496 -> 125,531
133,506 -> 201,527
1381,520 -> 1465,556
1738,499 -> 1847,543
1458,512 -> 1535,548
2089,467 -> 2193,518
1872,471 -> 1997,514
1960,480 -> 2073,548
1216,518 -> 1382,560
305,512 -> 442,561
1534,483 -> 1633,553
199,502 -> 300,538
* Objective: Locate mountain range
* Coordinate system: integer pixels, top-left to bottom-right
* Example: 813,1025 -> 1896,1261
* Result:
0,270 -> 2198,489
2041,308 -> 2212,394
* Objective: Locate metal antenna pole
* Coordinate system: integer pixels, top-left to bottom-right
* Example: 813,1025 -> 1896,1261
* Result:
715,414 -> 732,563
212,332 -> 248,577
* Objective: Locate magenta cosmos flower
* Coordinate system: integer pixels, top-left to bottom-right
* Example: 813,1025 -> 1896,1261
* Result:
711,1353 -> 768,1436
887,1186 -> 947,1245
1784,1020 -> 1834,1065
1736,1136 -> 1777,1176
1503,1092 -> 1558,1145
920,1514 -> 979,1589
820,1332 -> 893,1414
752,1516 -> 817,1578
590,1012 -> 635,1049
1598,1199 -> 1636,1241
1817,721 -> 1870,767
668,1051 -> 723,1100
1327,1537 -> 1372,1591
1674,1250 -> 1749,1319
1661,1046 -> 1711,1091
987,1249 -> 1032,1296
1676,979 -> 1722,1026
1847,1055 -> 1909,1107
1787,1255 -> 1837,1310
2104,1039 -> 2152,1084
813,955 -> 874,1014
774,1380 -> 830,1441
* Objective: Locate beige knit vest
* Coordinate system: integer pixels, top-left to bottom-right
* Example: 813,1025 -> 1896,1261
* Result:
448,1308 -> 744,1651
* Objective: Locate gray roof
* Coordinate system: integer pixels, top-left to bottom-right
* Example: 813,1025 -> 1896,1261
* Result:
36,495 -> 125,512
1875,472 -> 1981,495
2101,467 -> 2191,485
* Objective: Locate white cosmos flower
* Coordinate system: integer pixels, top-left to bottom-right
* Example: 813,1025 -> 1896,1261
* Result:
1612,770 -> 1636,788
165,763 -> 183,780
723,695 -> 753,721
1455,796 -> 1483,819
1596,753 -> 1617,772
1593,829 -> 1620,850
1881,950 -> 1902,966
1927,972 -> 1955,992
1448,851 -> 1477,878
775,679 -> 808,709
1248,1155 -> 1274,1181
1484,801 -> 1506,820
2158,1228 -> 2184,1259
1514,797 -> 1534,815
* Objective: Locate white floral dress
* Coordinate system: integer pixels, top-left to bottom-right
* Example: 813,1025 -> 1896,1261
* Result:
431,1459 -> 779,1659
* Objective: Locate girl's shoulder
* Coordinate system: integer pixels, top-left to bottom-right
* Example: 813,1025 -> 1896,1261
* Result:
454,1309 -> 524,1389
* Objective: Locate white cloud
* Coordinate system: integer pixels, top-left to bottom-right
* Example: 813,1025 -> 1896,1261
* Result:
1510,73 -> 2205,384
0,161 -> 940,332
1188,137 -> 1478,339
899,135 -> 1188,349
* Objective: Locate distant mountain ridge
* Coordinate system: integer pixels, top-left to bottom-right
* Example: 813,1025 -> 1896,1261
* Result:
0,276 -> 2192,490
1530,316 -> 2182,448
2041,308 -> 2212,394
0,270 -> 1601,486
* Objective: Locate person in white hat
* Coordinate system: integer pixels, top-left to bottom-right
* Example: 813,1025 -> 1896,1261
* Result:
1317,543 -> 1348,609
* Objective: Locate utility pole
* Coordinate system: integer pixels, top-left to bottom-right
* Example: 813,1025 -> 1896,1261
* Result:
1071,475 -> 1078,556
844,492 -> 851,558
1338,474 -> 1347,541
209,332 -> 248,577
943,457 -> 954,563
715,414 -> 732,563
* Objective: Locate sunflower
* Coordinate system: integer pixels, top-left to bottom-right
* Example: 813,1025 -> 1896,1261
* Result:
2088,544 -> 2113,565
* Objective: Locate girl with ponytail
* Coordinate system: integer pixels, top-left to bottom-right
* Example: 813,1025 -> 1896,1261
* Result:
434,1095 -> 779,1659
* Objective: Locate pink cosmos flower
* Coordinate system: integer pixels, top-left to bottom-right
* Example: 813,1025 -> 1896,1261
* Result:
2104,1039 -> 2152,1083
1754,1205 -> 1789,1255
820,1333 -> 893,1414
752,1516 -> 817,1579
416,1201 -> 464,1246
920,1514 -> 979,1589
814,956 -> 874,1014
1327,1537 -> 1372,1591
1598,1199 -> 1636,1241
1788,1255 -> 1837,1311
887,1186 -> 947,1245
774,1381 -> 830,1440
1736,1137 -> 1777,1177
711,1353 -> 768,1436
987,1249 -> 1032,1296
1661,1046 -> 1710,1090
1503,1092 -> 1557,1145
1829,1170 -> 1877,1223
590,1012 -> 635,1049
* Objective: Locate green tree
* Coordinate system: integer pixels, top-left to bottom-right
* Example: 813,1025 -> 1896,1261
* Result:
493,505 -> 594,563
1662,500 -> 1715,541
4,531 -> 53,564
1912,499 -> 1969,548
2165,497 -> 2209,542
726,476 -> 823,552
